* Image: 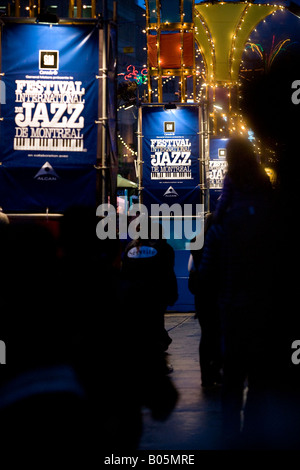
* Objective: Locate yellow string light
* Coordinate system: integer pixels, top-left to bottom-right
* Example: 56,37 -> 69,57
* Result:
117,133 -> 137,157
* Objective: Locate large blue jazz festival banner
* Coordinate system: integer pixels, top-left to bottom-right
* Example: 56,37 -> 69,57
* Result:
142,105 -> 201,212
0,22 -> 99,212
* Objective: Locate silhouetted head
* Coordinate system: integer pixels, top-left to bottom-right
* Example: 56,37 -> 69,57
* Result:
240,50 -> 300,202
226,137 -> 264,189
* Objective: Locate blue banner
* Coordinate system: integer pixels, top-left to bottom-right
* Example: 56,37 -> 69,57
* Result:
209,138 -> 228,189
0,22 -> 99,212
208,137 -> 228,212
142,105 -> 201,211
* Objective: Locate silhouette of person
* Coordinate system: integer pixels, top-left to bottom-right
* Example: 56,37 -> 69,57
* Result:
188,212 -> 222,387
197,137 -> 277,448
121,219 -> 178,355
214,137 -> 273,223
238,50 -> 300,449
0,221 -> 89,463
58,206 -> 178,452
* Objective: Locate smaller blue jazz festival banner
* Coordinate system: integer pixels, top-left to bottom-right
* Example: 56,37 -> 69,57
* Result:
208,138 -> 228,211
141,105 -> 201,213
0,21 -> 99,212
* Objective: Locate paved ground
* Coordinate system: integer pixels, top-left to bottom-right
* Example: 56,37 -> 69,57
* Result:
138,313 -> 223,451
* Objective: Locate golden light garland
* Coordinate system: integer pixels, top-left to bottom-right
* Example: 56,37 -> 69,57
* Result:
117,133 -> 137,157
194,10 -> 215,83
135,2 -> 289,138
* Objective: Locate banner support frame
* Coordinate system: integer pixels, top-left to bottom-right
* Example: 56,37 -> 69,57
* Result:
137,105 -> 144,207
96,2 -> 108,207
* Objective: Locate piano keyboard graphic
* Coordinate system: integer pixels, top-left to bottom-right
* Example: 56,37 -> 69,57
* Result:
14,137 -> 84,152
151,172 -> 192,179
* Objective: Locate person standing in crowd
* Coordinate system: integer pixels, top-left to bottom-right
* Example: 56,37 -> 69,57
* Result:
213,137 -> 273,223
0,221 -> 89,463
0,207 -> 178,459
58,207 -> 178,452
238,52 -> 300,449
188,212 -> 223,387
196,137 -> 277,448
121,218 -> 178,356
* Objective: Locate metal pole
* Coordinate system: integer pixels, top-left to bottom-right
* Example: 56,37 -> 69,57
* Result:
96,0 -> 108,205
204,103 -> 210,212
29,0 -> 35,17
192,26 -> 196,101
180,0 -> 185,102
199,105 -> 204,207
15,0 -> 20,17
101,0 -> 108,204
156,0 -> 161,103
77,0 -> 82,18
198,103 -> 210,213
0,21 -> 3,125
91,0 -> 96,18
137,106 -> 143,206
145,0 -> 151,103
69,0 -> 74,18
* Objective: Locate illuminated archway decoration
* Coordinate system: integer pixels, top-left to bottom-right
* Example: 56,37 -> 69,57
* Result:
144,1 -> 285,103
194,2 -> 284,85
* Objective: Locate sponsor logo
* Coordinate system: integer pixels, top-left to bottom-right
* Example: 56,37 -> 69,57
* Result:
34,162 -> 59,181
218,148 -> 226,159
164,186 -> 179,197
39,50 -> 59,70
164,121 -> 175,133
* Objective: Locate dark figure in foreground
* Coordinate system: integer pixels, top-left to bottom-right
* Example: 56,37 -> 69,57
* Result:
59,207 -> 178,451
239,52 -> 300,449
0,221 -> 88,463
197,137 -> 277,448
121,220 -> 178,354
188,213 -> 222,387
0,207 -> 178,461
213,137 -> 273,223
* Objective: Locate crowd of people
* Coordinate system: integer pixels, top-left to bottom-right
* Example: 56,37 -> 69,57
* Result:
0,124 -> 298,456
0,206 -> 179,461
0,52 -> 299,457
